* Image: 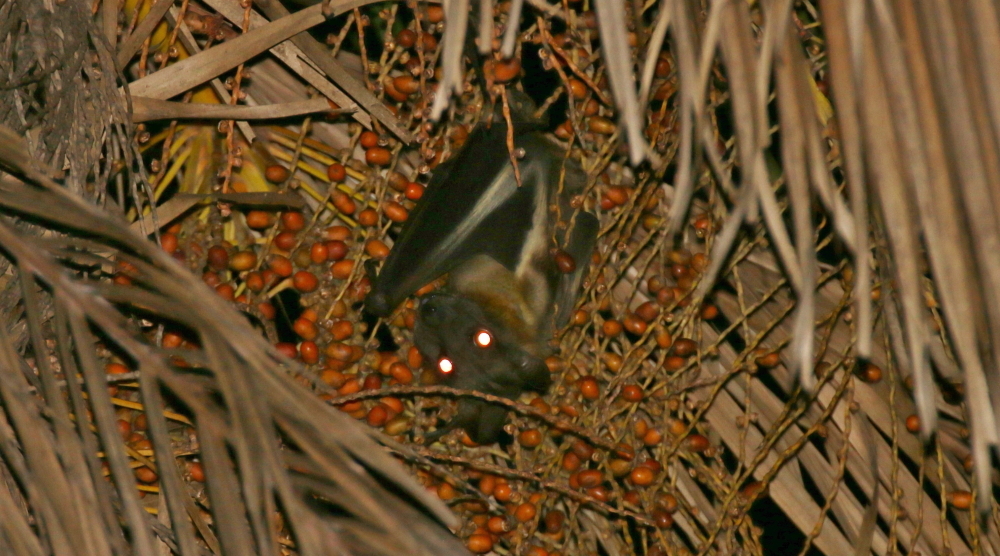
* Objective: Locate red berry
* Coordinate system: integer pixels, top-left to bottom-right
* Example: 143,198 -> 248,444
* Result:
360,131 -> 380,149
292,270 -> 319,292
327,163 -> 346,182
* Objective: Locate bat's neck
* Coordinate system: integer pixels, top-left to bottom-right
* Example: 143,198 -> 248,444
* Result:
448,255 -> 546,354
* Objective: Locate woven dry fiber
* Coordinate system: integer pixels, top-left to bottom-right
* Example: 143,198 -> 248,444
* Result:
1,0 -> 999,555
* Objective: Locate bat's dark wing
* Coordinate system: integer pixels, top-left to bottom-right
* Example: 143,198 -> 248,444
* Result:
366,121 -> 543,317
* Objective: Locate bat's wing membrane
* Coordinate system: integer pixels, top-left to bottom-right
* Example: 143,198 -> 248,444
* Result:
550,157 -> 599,331
553,210 -> 598,330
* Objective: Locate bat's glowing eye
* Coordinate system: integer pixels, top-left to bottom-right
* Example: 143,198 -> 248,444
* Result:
474,330 -> 493,348
438,357 -> 454,373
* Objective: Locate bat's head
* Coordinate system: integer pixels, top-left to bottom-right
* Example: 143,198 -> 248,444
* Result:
491,89 -> 549,132
414,291 -> 551,443
415,291 -> 551,393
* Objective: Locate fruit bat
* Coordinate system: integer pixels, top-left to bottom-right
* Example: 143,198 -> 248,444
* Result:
366,93 -> 598,444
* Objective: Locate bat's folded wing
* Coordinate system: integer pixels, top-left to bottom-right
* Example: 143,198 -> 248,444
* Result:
367,123 -> 540,317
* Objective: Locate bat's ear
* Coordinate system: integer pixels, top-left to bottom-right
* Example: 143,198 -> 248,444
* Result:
493,89 -> 547,132
515,350 -> 552,393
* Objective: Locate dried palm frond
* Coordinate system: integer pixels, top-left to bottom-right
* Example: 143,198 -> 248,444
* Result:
0,124 -> 464,556
0,0 -> 141,203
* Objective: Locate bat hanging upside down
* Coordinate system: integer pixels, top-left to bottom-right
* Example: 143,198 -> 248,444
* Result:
366,92 -> 599,444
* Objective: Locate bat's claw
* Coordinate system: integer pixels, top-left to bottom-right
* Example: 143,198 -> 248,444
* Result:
365,290 -> 392,317
364,259 -> 396,317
